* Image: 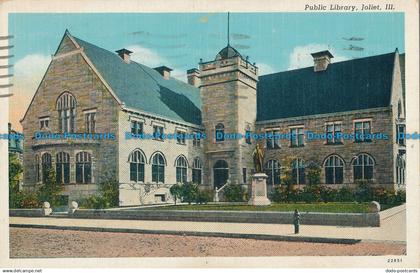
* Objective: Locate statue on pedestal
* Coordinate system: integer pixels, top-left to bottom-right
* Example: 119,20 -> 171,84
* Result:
252,143 -> 264,173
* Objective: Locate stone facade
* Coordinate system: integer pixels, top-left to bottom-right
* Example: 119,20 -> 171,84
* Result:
21,34 -> 120,201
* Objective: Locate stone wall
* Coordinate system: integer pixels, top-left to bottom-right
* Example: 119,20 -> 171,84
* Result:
21,33 -> 119,201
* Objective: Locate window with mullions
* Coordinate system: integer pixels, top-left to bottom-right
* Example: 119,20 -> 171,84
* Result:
152,153 -> 165,183
326,123 -> 342,144
131,120 -> 143,135
85,112 -> 96,134
324,155 -> 344,184
176,130 -> 186,145
215,123 -> 225,142
175,156 -> 188,183
192,157 -> 202,184
354,121 -> 371,142
265,159 -> 281,186
129,150 -> 145,182
292,158 -> 305,184
153,125 -> 164,141
266,130 -> 280,149
291,127 -> 304,147
57,92 -> 76,133
56,152 -> 70,184
76,152 -> 92,184
41,153 -> 52,184
353,154 -> 374,181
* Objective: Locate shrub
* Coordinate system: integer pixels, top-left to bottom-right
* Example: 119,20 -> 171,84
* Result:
336,187 -> 355,202
269,185 -> 288,203
19,191 -> 41,208
180,182 -> 199,204
395,190 -> 406,204
306,163 -> 321,185
223,184 -> 246,202
319,186 -> 338,202
9,154 -> 23,208
196,189 -> 213,204
37,168 -> 64,207
355,179 -> 373,202
170,183 -> 183,205
80,195 -> 110,210
80,171 -> 119,209
300,185 -> 321,203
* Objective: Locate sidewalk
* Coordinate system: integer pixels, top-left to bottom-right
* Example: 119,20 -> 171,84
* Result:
10,208 -> 406,244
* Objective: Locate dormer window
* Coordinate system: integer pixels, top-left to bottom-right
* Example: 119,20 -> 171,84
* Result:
57,92 -> 76,133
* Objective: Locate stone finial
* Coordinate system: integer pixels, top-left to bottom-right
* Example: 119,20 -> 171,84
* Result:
42,202 -> 52,216
43,202 -> 50,209
368,201 -> 381,213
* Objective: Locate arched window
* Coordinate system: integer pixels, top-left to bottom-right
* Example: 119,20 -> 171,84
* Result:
192,157 -> 202,184
396,155 -> 405,185
398,101 -> 402,118
56,152 -> 70,184
152,153 -> 165,183
245,125 -> 252,145
292,158 -> 305,185
34,154 -> 40,183
353,154 -> 374,181
57,92 -> 76,133
175,156 -> 188,183
324,155 -> 344,184
265,159 -> 280,186
215,123 -> 225,142
41,153 -> 52,184
76,152 -> 92,183
129,150 -> 145,182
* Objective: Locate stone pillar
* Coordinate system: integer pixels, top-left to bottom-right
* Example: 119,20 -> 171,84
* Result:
248,173 -> 271,206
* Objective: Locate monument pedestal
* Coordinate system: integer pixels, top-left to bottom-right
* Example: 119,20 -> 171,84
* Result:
248,173 -> 271,206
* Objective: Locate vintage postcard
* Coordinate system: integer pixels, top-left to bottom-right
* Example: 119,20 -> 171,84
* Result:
0,0 -> 419,270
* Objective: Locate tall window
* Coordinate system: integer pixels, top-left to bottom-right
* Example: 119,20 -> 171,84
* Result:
56,152 -> 70,184
35,155 -> 40,182
129,150 -> 145,182
326,123 -> 342,144
292,158 -> 305,184
176,156 -> 188,183
291,127 -> 304,147
324,155 -> 344,184
192,157 -> 202,184
153,125 -> 164,141
354,121 -> 371,142
397,124 -> 406,146
245,125 -> 252,145
193,132 -> 201,147
57,92 -> 76,133
131,120 -> 143,135
39,117 -> 50,130
85,112 -> 96,133
396,155 -> 405,185
265,159 -> 280,186
176,130 -> 186,145
76,152 -> 92,184
152,153 -> 165,183
41,153 -> 52,184
353,154 -> 374,181
215,123 -> 225,142
266,130 -> 280,149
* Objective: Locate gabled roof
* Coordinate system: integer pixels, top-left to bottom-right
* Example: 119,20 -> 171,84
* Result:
72,35 -> 202,125
257,52 -> 397,121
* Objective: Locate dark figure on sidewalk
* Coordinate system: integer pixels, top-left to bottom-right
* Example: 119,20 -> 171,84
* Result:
293,209 -> 300,234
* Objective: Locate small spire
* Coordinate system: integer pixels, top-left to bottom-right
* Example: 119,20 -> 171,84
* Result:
227,12 -> 230,46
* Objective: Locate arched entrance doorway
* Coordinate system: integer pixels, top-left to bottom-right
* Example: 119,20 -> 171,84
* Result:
213,160 -> 229,189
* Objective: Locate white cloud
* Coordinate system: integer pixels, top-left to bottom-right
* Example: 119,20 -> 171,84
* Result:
126,44 -> 186,81
257,63 -> 276,75
10,54 -> 51,129
288,44 -> 349,70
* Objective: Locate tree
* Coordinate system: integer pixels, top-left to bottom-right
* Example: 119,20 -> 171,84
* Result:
170,183 -> 183,205
37,168 -> 63,206
98,170 -> 119,207
9,154 -> 23,208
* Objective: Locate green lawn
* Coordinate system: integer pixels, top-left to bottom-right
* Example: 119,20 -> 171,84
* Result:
151,202 -> 373,213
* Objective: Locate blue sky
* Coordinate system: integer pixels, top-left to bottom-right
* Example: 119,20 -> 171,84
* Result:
8,12 -> 404,128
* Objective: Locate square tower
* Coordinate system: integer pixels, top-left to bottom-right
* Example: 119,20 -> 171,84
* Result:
199,45 -> 258,189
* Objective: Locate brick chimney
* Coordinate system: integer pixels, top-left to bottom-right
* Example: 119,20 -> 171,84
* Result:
116,48 -> 133,64
187,68 -> 200,87
311,50 -> 334,72
154,66 -> 173,80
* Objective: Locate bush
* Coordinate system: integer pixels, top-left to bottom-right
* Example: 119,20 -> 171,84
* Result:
80,195 -> 110,210
223,184 -> 246,202
336,187 -> 355,202
355,179 -> 373,202
80,171 -> 119,209
320,186 -> 338,202
180,182 -> 199,204
9,154 -> 23,208
395,190 -> 406,204
300,185 -> 321,203
37,168 -> 64,207
196,189 -> 213,204
170,183 -> 183,205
